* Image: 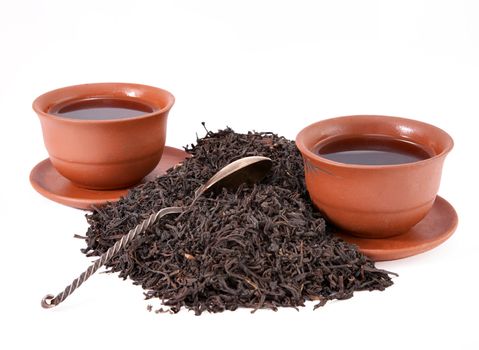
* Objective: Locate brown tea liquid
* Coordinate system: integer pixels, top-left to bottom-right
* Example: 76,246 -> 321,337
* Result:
50,98 -> 154,120
316,135 -> 432,165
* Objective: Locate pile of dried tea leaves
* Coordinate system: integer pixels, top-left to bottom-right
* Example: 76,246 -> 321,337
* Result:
82,128 -> 395,314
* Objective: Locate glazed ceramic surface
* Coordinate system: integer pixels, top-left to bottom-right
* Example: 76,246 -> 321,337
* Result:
30,146 -> 189,210
33,83 -> 174,190
296,115 -> 453,238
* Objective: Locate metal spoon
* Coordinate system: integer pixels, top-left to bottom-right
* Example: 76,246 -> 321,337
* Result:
41,156 -> 273,308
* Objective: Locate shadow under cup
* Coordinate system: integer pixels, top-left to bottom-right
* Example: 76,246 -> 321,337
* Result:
33,83 -> 175,190
296,115 -> 454,238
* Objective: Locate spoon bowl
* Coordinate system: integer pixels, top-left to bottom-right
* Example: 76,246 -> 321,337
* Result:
195,156 -> 273,197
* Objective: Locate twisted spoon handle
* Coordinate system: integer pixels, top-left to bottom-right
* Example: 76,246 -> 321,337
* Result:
41,206 -> 183,308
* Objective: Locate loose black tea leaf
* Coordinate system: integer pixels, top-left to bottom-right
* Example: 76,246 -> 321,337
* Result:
82,128 -> 395,314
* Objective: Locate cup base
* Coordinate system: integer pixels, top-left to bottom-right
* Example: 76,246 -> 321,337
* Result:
49,153 -> 162,190
312,196 -> 435,239
334,196 -> 457,261
29,146 -> 190,209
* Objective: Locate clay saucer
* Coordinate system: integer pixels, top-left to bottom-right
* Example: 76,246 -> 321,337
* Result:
30,146 -> 189,210
335,196 -> 458,261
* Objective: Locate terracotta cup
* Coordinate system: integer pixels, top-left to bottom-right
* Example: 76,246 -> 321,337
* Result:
33,83 -> 174,190
296,115 -> 453,238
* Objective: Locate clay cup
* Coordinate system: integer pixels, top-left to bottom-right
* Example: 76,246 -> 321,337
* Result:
33,83 -> 174,190
296,115 -> 453,238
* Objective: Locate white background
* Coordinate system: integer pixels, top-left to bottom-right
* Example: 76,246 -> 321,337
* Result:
1,0 -> 478,349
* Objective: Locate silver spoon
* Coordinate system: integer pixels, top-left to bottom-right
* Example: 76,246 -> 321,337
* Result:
41,156 -> 273,308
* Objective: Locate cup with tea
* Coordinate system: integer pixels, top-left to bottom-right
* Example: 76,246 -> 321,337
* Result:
33,83 -> 174,190
296,115 -> 454,238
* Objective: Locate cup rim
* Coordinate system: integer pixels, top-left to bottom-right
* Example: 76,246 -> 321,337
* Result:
32,82 -> 175,124
295,115 -> 454,169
